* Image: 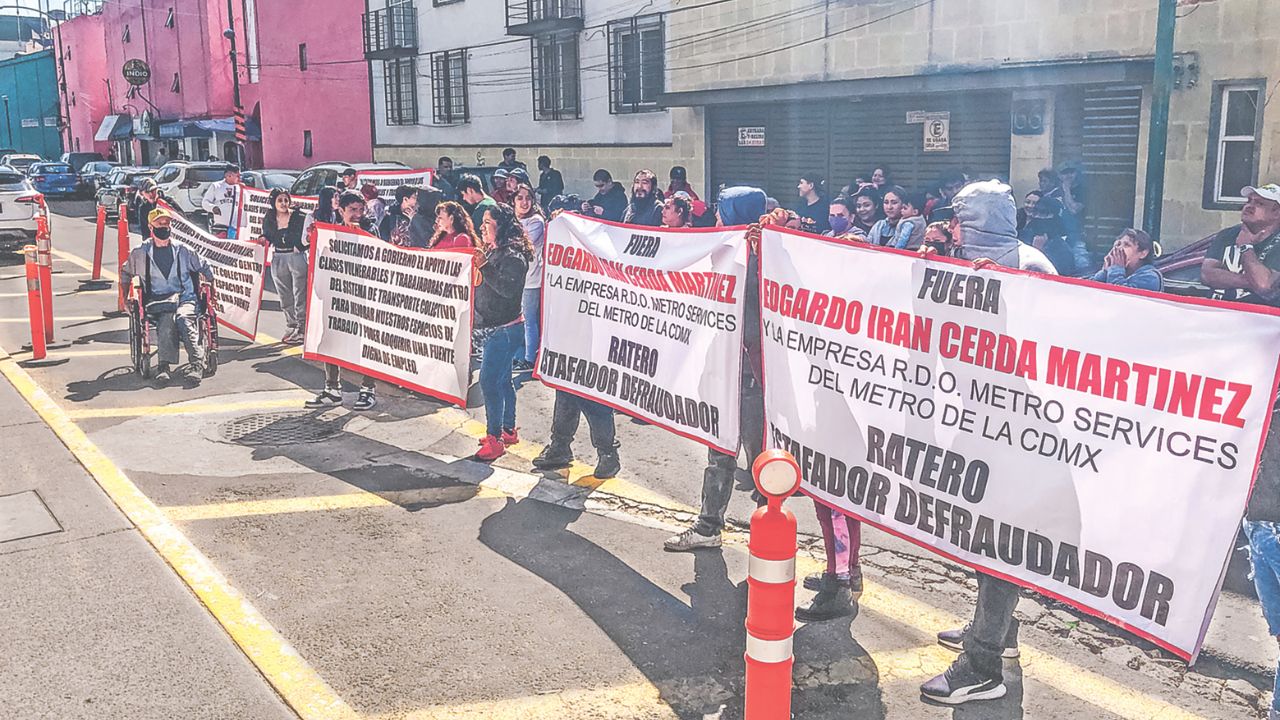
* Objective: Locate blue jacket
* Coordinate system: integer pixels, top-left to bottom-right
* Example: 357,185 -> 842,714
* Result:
1090,263 -> 1163,292
122,241 -> 213,305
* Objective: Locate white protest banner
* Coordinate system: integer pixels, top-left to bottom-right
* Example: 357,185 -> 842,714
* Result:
235,185 -> 318,241
355,168 -> 435,202
539,213 -> 748,453
159,200 -> 266,340
759,227 -> 1280,660
304,223 -> 473,405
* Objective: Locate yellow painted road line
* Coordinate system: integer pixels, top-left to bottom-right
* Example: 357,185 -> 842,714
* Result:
9,347 -> 130,359
365,680 -> 680,720
53,248 -> 117,280
791,556 -> 1206,720
0,346 -> 357,720
66,395 -> 313,419
165,486 -> 507,522
0,316 -> 102,323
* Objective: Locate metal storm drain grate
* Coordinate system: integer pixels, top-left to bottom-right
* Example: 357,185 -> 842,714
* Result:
219,411 -> 344,446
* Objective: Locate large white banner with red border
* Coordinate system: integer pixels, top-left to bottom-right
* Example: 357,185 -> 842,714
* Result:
303,223 -> 473,405
235,185 -> 318,242
538,213 -> 748,453
355,168 -> 435,202
759,226 -> 1280,660
159,200 -> 266,340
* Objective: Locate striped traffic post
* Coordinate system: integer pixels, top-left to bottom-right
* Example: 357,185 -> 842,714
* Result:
745,450 -> 802,720
23,246 -> 46,361
116,203 -> 130,312
92,204 -> 106,280
35,215 -> 53,343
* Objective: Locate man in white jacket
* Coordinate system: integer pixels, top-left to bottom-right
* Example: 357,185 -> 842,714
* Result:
201,166 -> 242,238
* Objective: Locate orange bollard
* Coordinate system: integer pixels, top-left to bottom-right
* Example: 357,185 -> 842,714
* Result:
116,203 -> 130,312
92,204 -> 106,280
23,245 -> 46,361
744,450 -> 802,720
35,217 -> 53,343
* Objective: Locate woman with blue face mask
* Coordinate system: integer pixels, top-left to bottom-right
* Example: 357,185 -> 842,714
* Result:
824,196 -> 867,241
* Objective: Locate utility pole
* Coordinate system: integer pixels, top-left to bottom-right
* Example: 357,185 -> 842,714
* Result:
1142,0 -> 1178,239
223,0 -> 245,168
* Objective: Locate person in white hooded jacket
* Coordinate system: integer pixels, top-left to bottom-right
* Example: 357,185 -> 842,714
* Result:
201,166 -> 242,238
919,180 -> 1057,706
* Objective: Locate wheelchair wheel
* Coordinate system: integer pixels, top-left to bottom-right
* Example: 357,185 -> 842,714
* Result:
200,313 -> 218,378
128,308 -> 152,379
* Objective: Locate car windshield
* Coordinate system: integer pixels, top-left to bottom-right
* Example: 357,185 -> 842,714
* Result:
263,173 -> 296,189
9,156 -> 37,167
126,172 -> 157,184
190,167 -> 228,182
0,170 -> 28,191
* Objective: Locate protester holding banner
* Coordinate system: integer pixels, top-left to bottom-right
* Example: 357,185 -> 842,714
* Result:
408,187 -> 444,248
661,194 -> 692,228
795,173 -> 830,235
664,186 -> 768,552
1090,228 -> 1163,291
362,183 -> 387,228
302,186 -> 339,242
623,170 -> 664,227
473,203 -> 532,461
851,186 -> 883,236
262,189 -> 310,345
120,207 -> 214,385
305,192 -> 379,411
918,179 -> 1057,705
432,201 -> 481,250
201,167 -> 242,238
514,184 -> 545,372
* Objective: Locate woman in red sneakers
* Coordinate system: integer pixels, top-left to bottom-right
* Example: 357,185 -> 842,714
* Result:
473,202 -> 533,461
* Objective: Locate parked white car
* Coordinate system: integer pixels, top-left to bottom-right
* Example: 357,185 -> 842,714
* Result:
151,161 -> 236,215
0,168 -> 42,249
0,154 -> 41,174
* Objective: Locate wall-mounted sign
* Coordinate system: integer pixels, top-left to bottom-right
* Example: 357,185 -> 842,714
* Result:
20,118 -> 37,128
924,116 -> 950,153
737,126 -> 766,147
122,58 -> 151,87
43,117 -> 58,127
906,110 -> 950,124
1011,99 -> 1047,135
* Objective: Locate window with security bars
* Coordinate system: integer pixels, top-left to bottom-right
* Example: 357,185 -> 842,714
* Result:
384,57 -> 418,126
531,33 -> 581,121
608,15 -> 664,114
431,49 -> 469,124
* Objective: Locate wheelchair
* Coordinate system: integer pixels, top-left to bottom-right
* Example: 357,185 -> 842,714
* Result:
126,278 -> 220,380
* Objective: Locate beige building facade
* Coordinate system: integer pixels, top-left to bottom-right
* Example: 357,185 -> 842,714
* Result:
659,0 -> 1279,253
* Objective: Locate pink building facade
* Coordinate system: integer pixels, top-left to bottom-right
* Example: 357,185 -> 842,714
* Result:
242,0 -> 373,169
57,13 -> 111,158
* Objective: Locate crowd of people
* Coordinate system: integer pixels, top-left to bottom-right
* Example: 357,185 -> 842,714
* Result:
120,142 -> 1280,711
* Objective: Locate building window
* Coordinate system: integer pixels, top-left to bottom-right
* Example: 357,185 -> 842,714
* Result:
430,48 -> 468,125
70,92 -> 75,106
384,57 -> 418,125
531,32 -> 580,121
299,43 -> 308,71
165,8 -> 175,28
607,15 -> 663,114
171,72 -> 180,93
1205,80 -> 1265,209
303,130 -> 313,158
122,24 -> 130,42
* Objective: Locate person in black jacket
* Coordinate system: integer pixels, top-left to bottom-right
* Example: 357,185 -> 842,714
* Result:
581,169 -> 627,222
623,169 -> 664,227
473,202 -> 532,461
378,184 -> 421,247
262,188 -> 310,345
536,155 -> 564,211
130,178 -> 176,231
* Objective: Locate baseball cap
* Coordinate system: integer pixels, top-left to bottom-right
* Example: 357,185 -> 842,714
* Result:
1244,184 -> 1280,204
509,167 -> 530,183
493,167 -> 510,180
139,178 -> 158,192
147,207 -> 173,225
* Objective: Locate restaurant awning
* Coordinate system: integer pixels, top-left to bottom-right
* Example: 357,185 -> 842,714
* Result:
159,117 -> 261,140
93,114 -> 132,142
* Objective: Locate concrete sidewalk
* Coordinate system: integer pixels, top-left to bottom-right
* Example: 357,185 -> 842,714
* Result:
0,375 -> 294,720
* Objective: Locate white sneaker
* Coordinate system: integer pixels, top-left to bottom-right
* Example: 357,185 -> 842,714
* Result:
663,527 -> 722,552
304,388 -> 342,408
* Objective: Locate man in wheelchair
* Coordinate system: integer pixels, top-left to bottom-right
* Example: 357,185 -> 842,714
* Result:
120,207 -> 214,385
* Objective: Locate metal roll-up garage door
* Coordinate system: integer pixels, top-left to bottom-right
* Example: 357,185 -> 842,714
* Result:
829,91 -> 1013,195
1054,85 -> 1143,253
708,90 -> 1012,209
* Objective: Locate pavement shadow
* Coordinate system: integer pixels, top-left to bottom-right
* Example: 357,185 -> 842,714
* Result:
65,366 -> 152,401
248,355 -> 457,426
480,494 -> 748,719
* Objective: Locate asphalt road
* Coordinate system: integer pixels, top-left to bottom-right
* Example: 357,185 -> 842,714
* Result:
0,199 -> 1271,719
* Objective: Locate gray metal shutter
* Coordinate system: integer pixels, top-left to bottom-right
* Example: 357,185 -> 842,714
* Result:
1079,86 -> 1142,252
708,104 -> 831,206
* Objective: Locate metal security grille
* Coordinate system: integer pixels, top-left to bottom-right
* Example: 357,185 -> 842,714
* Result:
219,412 -> 344,446
607,15 -> 664,114
531,33 -> 581,121
363,0 -> 417,57
384,57 -> 418,126
431,49 -> 469,125
1056,85 -> 1143,252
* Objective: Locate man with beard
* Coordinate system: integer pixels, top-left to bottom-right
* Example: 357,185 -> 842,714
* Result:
623,169 -> 664,227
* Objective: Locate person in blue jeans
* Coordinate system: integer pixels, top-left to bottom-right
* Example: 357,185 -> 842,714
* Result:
473,202 -> 532,461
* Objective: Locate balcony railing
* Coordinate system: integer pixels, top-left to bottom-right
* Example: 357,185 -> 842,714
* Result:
363,2 -> 417,60
506,0 -> 583,36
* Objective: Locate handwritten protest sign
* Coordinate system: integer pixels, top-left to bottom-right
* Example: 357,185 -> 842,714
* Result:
160,200 -> 266,339
355,168 -> 435,202
539,213 -> 749,453
235,185 -> 318,241
304,223 -> 473,405
759,227 -> 1280,660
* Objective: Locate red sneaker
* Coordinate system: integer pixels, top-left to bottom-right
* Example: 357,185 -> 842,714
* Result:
500,428 -> 519,446
476,435 -> 506,461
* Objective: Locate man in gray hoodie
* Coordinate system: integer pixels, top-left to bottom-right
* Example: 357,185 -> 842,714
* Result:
920,180 -> 1056,705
